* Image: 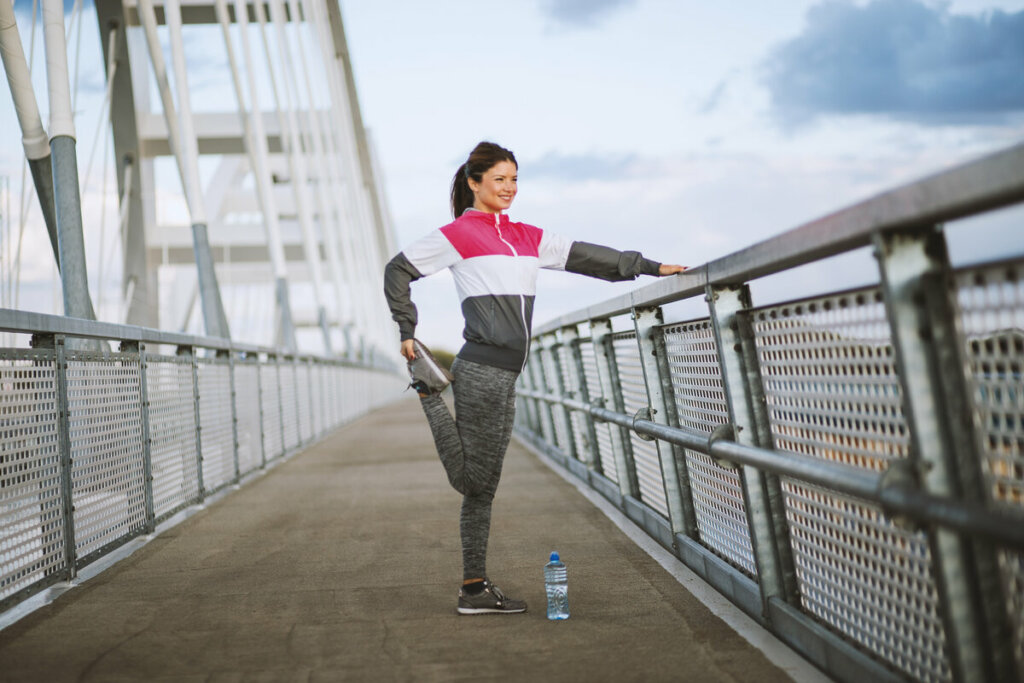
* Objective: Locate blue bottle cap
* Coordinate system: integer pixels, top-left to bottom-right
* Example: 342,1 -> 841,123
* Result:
550,551 -> 560,562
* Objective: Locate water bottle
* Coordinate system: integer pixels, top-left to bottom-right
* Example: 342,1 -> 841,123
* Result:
544,551 -> 569,620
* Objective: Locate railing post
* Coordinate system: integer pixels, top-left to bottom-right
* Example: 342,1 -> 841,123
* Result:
225,349 -> 240,483
520,351 -> 542,437
274,352 -> 285,458
52,335 -> 77,578
874,225 -> 1013,682
528,347 -> 558,447
591,318 -> 640,499
541,332 -> 576,460
560,324 -> 600,470
307,356 -> 316,439
127,340 -> 156,533
291,356 -> 302,448
633,306 -> 698,540
255,353 -> 267,468
179,345 -> 205,502
707,284 -> 796,613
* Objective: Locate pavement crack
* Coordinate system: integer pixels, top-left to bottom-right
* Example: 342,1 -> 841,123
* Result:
75,625 -> 149,683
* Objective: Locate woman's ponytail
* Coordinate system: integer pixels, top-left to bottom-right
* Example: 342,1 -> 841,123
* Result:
449,141 -> 518,218
450,163 -> 475,218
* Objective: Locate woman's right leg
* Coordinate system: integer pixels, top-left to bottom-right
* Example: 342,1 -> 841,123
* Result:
419,358 -> 514,497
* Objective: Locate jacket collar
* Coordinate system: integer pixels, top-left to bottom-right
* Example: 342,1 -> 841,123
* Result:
461,208 -> 511,226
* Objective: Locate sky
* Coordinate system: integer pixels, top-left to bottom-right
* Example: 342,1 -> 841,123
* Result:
339,0 -> 1024,352
1,0 -> 1023,353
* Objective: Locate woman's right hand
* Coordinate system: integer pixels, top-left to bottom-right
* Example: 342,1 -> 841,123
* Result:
401,339 -> 416,362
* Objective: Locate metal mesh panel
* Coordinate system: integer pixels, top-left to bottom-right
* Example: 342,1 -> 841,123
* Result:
752,289 -> 950,682
524,356 -> 544,437
540,345 -> 572,454
197,360 -> 235,493
612,331 -> 668,517
233,360 -> 262,476
580,338 -> 618,484
327,364 -> 341,428
663,321 -> 757,577
297,362 -> 313,443
515,364 -> 537,434
322,365 -> 332,433
313,366 -> 325,436
280,362 -> 300,450
559,342 -> 593,463
956,259 -> 1024,672
146,356 -> 199,520
66,352 -> 147,563
260,361 -> 283,460
0,351 -> 66,602
336,367 -> 353,424
528,353 -> 556,446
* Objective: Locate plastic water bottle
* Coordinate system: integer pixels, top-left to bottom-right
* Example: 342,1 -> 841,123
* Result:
544,551 -> 569,620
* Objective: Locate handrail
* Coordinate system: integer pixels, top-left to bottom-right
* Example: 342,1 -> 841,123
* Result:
0,307 -> 397,369
519,388 -> 1024,548
534,141 -> 1024,335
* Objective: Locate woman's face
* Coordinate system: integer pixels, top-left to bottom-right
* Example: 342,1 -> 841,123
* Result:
468,160 -> 518,214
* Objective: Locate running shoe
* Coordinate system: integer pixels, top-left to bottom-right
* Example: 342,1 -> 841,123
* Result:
457,580 -> 527,615
408,338 -> 453,395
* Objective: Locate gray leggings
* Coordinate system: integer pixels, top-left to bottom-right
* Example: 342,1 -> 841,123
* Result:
419,357 -> 518,581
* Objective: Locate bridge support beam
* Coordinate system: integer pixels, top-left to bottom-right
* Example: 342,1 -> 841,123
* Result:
591,318 -> 640,500
560,324 -> 600,470
541,332 -> 577,462
708,284 -> 798,614
633,306 -> 699,540
874,225 -> 1014,682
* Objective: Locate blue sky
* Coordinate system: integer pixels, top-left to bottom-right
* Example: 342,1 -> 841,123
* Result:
1,0 -> 1023,352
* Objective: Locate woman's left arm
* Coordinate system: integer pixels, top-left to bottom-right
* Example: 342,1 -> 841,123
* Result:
537,231 -> 685,282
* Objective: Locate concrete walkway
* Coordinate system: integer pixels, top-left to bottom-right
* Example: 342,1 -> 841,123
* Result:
0,397 -> 817,682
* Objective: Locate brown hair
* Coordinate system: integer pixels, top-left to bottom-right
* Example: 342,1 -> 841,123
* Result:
450,141 -> 518,218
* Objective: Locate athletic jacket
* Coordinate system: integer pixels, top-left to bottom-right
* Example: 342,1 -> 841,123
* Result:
384,209 -> 662,372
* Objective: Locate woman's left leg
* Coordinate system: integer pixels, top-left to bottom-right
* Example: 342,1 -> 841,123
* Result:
458,368 -> 518,581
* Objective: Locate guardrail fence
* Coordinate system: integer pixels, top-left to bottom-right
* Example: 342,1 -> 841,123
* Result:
515,143 -> 1024,683
0,311 -> 405,617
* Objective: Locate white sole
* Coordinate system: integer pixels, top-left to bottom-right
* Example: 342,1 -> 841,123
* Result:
456,606 -> 527,615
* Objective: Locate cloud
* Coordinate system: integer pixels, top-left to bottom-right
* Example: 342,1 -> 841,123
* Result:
539,0 -> 635,28
525,150 -> 640,181
763,0 -> 1024,126
699,78 -> 730,114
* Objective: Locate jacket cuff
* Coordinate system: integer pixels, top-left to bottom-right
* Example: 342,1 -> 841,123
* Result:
399,325 -> 415,341
642,258 -> 662,276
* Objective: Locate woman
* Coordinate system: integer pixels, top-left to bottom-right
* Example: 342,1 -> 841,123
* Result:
383,141 -> 684,615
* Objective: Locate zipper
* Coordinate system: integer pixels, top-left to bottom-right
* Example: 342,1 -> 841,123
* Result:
493,213 -> 531,372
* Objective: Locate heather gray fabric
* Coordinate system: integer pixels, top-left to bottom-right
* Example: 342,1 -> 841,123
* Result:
419,358 -> 518,580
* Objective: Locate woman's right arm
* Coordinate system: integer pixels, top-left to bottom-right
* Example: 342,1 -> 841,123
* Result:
383,229 -> 463,357
383,253 -> 423,343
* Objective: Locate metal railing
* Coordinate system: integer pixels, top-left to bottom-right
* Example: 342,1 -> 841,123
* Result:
0,309 -> 405,616
515,142 -> 1024,683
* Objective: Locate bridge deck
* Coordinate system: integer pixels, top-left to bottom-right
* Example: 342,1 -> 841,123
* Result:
0,397 -> 813,682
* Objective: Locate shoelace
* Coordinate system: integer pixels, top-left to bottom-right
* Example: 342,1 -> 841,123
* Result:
486,582 -> 507,601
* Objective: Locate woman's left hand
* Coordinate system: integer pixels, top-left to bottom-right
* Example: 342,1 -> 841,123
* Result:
659,264 -> 687,275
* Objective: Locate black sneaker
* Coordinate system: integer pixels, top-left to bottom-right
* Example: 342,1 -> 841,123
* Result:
408,338 -> 453,395
457,580 -> 527,615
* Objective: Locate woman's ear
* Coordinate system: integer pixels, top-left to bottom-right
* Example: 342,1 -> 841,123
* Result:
466,177 -> 479,195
